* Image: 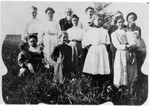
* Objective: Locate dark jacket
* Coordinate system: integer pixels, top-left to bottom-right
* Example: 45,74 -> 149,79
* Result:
51,43 -> 74,78
59,17 -> 73,31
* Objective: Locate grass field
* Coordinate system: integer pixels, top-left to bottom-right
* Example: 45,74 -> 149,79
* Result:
2,35 -> 148,104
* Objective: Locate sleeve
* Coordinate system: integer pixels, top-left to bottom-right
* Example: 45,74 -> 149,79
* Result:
51,46 -> 59,62
21,23 -> 29,42
111,33 -> 126,50
57,22 -> 61,33
37,21 -> 45,44
67,29 -> 71,41
56,22 -> 61,44
79,21 -> 83,29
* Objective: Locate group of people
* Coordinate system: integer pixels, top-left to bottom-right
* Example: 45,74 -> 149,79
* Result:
18,5 -> 146,93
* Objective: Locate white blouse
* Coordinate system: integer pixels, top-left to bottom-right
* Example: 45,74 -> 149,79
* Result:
111,29 -> 128,50
67,26 -> 84,41
42,20 -> 60,36
22,18 -> 42,42
82,27 -> 110,47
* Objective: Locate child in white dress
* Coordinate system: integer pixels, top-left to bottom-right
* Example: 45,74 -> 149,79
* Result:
82,14 -> 110,86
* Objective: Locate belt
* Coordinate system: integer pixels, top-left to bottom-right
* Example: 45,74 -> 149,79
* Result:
71,40 -> 81,42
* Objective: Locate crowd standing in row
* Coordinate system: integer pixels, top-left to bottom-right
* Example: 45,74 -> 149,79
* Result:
18,6 -> 146,93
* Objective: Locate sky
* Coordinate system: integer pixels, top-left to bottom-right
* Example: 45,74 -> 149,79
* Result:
1,1 -> 149,42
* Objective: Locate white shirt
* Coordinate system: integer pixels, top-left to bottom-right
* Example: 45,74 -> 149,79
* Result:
82,27 -> 110,47
67,26 -> 84,41
22,18 -> 42,43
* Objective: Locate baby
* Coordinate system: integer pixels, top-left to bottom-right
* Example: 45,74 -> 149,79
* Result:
126,22 -> 140,49
126,22 -> 140,64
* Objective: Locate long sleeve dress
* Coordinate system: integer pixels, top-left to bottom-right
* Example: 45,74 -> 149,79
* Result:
42,20 -> 60,64
67,26 -> 84,75
82,27 -> 110,75
111,29 -> 137,88
51,44 -> 74,80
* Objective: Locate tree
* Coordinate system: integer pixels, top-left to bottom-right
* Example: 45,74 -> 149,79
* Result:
94,2 -> 114,29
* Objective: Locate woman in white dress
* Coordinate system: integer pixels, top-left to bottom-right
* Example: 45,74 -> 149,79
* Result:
67,14 -> 84,76
82,14 -> 110,86
111,16 -> 137,92
42,7 -> 60,65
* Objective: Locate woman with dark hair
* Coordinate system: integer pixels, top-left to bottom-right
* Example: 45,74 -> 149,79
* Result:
41,7 -> 60,67
67,14 -> 84,76
111,16 -> 137,93
108,11 -> 126,83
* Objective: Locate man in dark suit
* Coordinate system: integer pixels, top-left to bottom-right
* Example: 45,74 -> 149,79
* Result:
59,8 -> 73,31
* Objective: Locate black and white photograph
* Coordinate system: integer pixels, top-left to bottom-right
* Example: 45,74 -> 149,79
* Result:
0,0 -> 149,105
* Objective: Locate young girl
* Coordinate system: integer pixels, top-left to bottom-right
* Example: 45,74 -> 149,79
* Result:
82,14 -> 110,86
111,16 -> 137,92
27,34 -> 45,72
51,31 -> 74,83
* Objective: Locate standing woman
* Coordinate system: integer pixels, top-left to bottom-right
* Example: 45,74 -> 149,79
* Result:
22,6 -> 42,44
42,7 -> 60,65
111,16 -> 137,91
67,14 -> 84,76
108,11 -> 125,83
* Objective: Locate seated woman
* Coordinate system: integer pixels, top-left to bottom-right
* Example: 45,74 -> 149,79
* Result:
27,34 -> 45,73
51,31 -> 74,83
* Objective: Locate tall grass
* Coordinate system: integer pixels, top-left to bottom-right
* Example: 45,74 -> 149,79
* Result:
2,35 -> 148,105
